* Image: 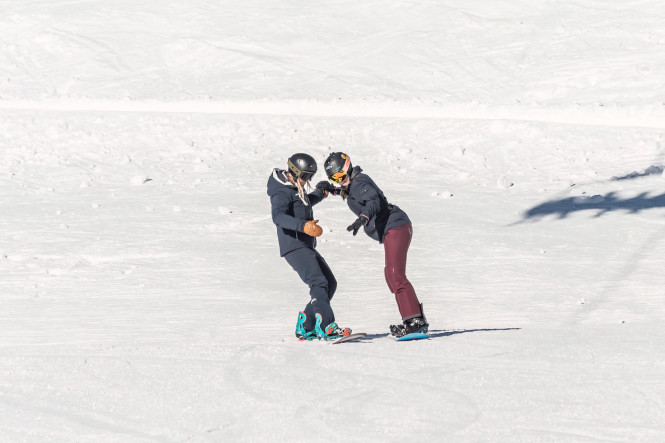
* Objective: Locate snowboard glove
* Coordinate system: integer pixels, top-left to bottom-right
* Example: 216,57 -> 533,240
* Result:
315,181 -> 339,197
347,214 -> 369,236
304,219 -> 323,237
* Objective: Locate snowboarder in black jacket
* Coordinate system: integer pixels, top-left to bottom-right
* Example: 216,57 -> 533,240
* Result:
267,153 -> 350,340
318,152 -> 428,337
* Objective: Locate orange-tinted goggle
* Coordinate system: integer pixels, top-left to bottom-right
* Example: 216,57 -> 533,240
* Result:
330,171 -> 347,183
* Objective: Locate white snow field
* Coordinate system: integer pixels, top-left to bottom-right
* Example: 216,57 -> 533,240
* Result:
2,0 -> 665,441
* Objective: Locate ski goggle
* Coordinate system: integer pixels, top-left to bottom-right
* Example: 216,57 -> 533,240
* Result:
330,170 -> 347,183
299,171 -> 314,182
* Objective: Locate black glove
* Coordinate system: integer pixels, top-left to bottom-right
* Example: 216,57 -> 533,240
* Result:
347,215 -> 369,236
316,181 -> 339,197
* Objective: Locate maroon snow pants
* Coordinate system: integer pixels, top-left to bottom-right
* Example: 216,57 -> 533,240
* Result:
383,223 -> 422,320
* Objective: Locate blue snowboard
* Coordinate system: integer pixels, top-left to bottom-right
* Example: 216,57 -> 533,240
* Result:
396,332 -> 429,341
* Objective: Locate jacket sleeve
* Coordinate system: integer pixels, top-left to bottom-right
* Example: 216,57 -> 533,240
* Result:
356,183 -> 382,219
270,191 -> 306,232
307,189 -> 326,206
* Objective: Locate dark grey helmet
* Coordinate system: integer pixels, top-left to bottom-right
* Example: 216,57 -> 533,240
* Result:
324,152 -> 352,183
287,153 -> 317,181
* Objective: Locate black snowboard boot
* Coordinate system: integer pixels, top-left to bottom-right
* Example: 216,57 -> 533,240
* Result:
390,304 -> 429,338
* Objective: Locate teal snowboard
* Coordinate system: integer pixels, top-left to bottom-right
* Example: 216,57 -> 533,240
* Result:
396,332 -> 429,341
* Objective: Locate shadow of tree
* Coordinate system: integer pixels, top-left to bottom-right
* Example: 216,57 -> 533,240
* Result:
523,191 -> 665,221
611,165 -> 663,181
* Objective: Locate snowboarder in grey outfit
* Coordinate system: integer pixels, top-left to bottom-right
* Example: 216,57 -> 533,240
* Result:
317,152 -> 428,337
267,153 -> 350,340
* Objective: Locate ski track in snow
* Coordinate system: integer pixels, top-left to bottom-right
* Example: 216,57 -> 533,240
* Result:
2,98 -> 665,129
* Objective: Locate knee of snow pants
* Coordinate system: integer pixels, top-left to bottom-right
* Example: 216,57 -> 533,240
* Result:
284,247 -> 336,329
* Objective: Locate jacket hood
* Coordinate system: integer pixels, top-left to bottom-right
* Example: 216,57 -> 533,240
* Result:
267,168 -> 296,196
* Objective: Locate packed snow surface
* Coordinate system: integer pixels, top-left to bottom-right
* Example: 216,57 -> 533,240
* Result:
1,0 -> 665,441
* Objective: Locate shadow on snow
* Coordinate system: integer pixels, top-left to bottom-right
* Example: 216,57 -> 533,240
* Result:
521,165 -> 665,221
611,165 -> 663,181
523,191 -> 665,221
426,328 -> 521,339
360,328 -> 521,341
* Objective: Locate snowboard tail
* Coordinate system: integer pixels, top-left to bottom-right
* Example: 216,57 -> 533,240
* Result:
298,332 -> 367,343
332,332 -> 367,344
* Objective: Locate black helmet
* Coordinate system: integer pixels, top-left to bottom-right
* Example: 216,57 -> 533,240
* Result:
324,152 -> 352,183
287,153 -> 317,181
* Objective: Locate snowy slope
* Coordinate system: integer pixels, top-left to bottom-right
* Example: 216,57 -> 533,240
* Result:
1,0 -> 665,441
